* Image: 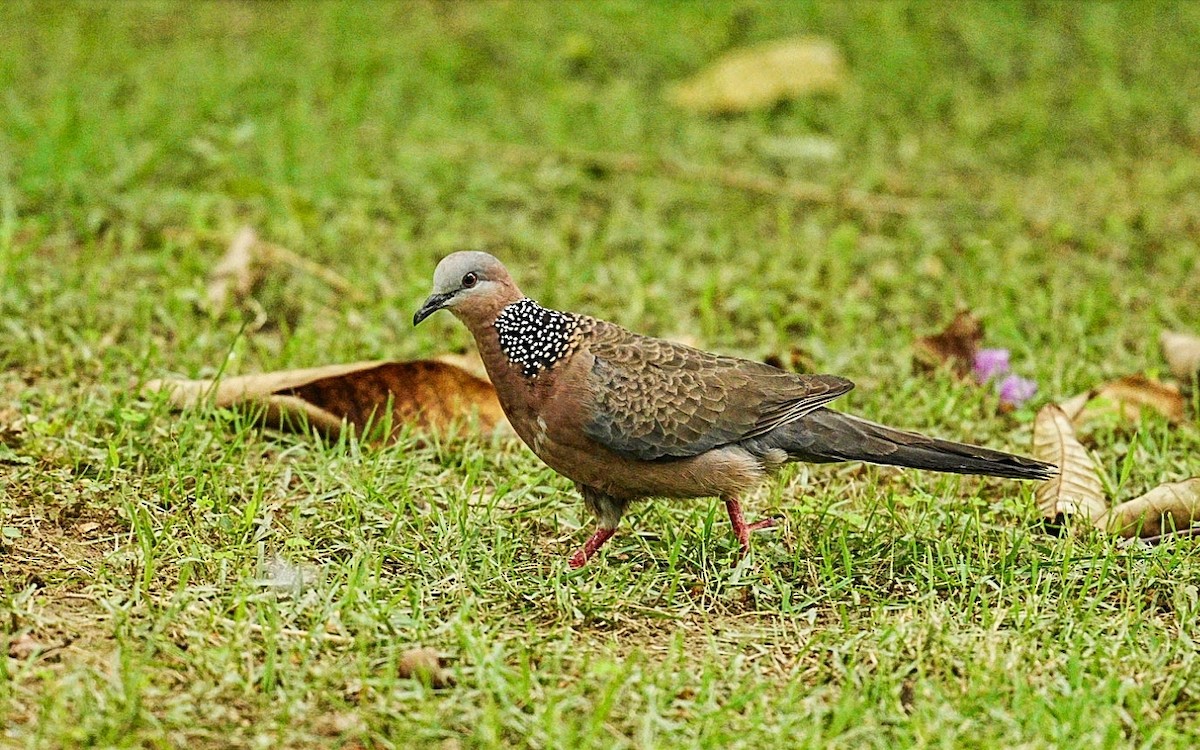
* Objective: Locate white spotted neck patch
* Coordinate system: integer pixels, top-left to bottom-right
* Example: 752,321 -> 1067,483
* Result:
494,298 -> 579,378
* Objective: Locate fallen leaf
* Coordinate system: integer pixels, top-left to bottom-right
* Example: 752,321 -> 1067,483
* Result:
913,310 -> 984,378
1057,391 -> 1092,423
1059,375 -> 1185,426
433,352 -> 489,382
1032,404 -> 1107,525
1161,331 -> 1200,382
206,227 -> 263,312
398,647 -> 454,688
668,37 -> 844,114
1103,478 -> 1200,538
144,360 -> 511,439
74,521 -> 101,536
8,632 -> 42,660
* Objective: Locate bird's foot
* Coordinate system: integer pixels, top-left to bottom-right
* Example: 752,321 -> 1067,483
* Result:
745,517 -> 779,533
568,527 -> 617,569
734,519 -> 780,557
725,497 -> 781,556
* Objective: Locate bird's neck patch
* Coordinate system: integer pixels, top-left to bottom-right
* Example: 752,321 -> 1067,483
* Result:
494,298 -> 579,378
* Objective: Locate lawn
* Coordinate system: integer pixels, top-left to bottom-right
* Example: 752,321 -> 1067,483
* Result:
2,1 -> 1200,747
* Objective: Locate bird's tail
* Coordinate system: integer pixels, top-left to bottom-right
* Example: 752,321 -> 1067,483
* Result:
757,408 -> 1056,480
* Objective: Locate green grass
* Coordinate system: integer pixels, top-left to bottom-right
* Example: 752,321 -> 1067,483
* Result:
2,1 -> 1200,747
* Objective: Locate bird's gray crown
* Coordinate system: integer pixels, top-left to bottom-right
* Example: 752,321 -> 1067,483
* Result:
429,250 -> 507,295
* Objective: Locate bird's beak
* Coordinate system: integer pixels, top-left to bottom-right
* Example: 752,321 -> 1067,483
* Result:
413,292 -> 453,326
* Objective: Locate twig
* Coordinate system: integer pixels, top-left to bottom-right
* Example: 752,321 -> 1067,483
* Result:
435,140 -> 916,216
1132,526 -> 1200,546
257,241 -> 365,302
205,227 -> 365,310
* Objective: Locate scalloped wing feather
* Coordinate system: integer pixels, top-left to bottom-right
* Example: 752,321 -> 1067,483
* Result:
580,319 -> 853,460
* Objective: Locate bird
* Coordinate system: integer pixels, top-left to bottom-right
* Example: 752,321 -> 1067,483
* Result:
413,251 -> 1056,568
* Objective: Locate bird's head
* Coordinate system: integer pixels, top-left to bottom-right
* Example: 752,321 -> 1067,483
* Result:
413,251 -> 523,327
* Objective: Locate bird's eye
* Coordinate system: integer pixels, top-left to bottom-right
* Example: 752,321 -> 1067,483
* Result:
461,272 -> 478,288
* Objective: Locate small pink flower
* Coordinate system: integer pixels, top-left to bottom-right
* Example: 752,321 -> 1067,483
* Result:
973,348 -> 1011,383
998,375 -> 1037,407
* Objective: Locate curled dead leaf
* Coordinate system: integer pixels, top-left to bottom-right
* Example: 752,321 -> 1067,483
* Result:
433,352 -> 489,382
1102,479 -> 1200,538
913,310 -> 983,378
398,647 -> 454,688
1032,404 -> 1107,525
1161,331 -> 1200,382
668,37 -> 844,114
144,360 -> 511,439
1059,374 -> 1185,427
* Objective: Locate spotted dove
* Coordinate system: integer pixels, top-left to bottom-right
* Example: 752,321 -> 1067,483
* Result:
414,251 -> 1056,568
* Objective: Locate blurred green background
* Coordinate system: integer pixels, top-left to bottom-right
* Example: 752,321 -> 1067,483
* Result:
3,1 -> 1198,380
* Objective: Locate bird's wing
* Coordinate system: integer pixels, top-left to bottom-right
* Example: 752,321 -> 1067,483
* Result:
579,319 -> 854,460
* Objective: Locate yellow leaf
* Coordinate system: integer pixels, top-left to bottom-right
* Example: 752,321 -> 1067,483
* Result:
669,37 -> 844,114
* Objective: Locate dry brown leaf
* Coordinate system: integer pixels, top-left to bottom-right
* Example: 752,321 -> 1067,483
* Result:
145,360 -> 511,439
1161,331 -> 1200,382
1102,478 -> 1200,538
398,647 -> 454,688
206,227 -> 263,312
1032,404 -> 1107,524
433,352 -> 489,382
1056,390 -> 1093,423
669,37 -> 844,113
1059,374 -> 1185,426
913,310 -> 983,378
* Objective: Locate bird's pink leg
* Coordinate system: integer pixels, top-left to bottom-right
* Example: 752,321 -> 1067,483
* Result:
724,497 -> 777,554
569,527 -> 617,569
